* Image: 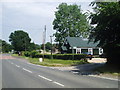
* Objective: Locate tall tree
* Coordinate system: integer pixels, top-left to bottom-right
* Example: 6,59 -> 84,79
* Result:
89,2 -> 120,66
45,42 -> 52,51
41,42 -> 52,52
9,30 -> 31,52
0,39 -> 12,53
28,43 -> 41,51
0,39 -> 2,53
53,3 -> 89,47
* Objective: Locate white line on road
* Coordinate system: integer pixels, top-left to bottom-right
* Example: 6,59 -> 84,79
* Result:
27,62 -> 33,65
53,81 -> 64,87
38,75 -> 64,87
27,62 -> 47,67
22,68 -> 33,73
38,75 -> 52,82
88,75 -> 119,81
15,65 -> 20,67
72,72 -> 79,74
51,67 -> 54,69
11,62 -> 14,64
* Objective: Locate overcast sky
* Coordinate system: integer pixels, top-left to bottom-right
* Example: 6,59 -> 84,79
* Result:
0,0 -> 94,45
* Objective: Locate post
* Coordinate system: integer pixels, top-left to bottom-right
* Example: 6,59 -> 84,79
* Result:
24,37 -> 26,51
50,36 -> 53,59
43,25 -> 46,61
72,47 -> 74,60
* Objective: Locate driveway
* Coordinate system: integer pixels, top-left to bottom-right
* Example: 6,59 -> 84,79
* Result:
51,58 -> 118,80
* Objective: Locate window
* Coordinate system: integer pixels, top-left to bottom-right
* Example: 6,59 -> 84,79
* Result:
77,48 -> 81,54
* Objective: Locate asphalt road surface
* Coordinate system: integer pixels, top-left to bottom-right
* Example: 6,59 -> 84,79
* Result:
1,54 -> 119,88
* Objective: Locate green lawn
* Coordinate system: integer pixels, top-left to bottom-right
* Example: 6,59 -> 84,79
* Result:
12,54 -> 88,67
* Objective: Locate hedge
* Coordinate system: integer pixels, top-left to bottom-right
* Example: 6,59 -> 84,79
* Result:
52,54 -> 86,60
23,51 -> 86,60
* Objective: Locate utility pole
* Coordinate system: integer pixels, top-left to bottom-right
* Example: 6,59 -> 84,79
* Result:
43,25 -> 46,61
25,37 -> 26,51
50,36 -> 53,59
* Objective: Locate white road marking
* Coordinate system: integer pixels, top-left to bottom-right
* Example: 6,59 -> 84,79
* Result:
88,75 -> 119,81
38,75 -> 52,82
27,62 -> 32,65
58,69 -> 63,71
10,61 -> 65,87
11,62 -> 14,64
36,65 -> 41,66
72,72 -> 79,74
27,62 -> 47,67
15,65 -> 20,67
38,75 -> 64,87
22,68 -> 33,73
53,81 -> 64,87
51,67 -> 54,69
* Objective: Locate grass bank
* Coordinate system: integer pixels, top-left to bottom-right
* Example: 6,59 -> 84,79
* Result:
12,54 -> 88,67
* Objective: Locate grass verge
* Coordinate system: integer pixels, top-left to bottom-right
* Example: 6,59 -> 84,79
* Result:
12,54 -> 88,67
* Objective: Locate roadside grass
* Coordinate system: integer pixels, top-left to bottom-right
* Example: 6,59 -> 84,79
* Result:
94,64 -> 120,76
12,54 -> 88,67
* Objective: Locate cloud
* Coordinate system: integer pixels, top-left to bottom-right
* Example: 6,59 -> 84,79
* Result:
2,1 -> 93,44
2,1 -> 92,18
2,2 -> 57,18
1,0 -> 94,3
0,3 -> 2,39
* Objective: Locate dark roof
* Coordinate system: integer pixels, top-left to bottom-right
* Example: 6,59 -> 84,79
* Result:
66,37 -> 99,48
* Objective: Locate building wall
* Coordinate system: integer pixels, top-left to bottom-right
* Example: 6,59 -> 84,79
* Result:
75,48 -> 103,55
93,49 -> 99,55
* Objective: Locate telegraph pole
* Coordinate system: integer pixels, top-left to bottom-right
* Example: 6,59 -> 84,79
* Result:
25,37 -> 26,51
43,25 -> 46,61
50,36 -> 53,59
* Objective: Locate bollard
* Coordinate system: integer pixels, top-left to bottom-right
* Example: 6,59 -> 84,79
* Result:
39,58 -> 43,62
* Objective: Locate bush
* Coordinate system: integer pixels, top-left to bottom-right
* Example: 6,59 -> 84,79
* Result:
29,50 -> 41,58
24,51 -> 30,57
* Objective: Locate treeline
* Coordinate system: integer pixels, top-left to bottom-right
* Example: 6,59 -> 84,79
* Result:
0,30 -> 56,54
0,39 -> 12,53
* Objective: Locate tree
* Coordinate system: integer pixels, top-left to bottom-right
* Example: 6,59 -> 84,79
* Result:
53,3 -> 89,48
28,43 -> 41,51
45,42 -> 52,51
0,39 -> 12,53
89,2 -> 120,66
41,42 -> 52,52
0,40 -> 2,53
9,30 -> 31,52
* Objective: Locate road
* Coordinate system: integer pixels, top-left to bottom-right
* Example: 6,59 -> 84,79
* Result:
1,54 -> 119,88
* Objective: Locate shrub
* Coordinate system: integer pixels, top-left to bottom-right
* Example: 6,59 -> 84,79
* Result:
29,50 -> 40,58
24,51 -> 30,57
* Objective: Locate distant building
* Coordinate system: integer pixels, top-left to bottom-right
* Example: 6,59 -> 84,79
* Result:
61,37 -> 103,55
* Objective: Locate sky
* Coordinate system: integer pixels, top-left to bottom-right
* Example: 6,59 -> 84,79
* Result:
0,0 -> 94,45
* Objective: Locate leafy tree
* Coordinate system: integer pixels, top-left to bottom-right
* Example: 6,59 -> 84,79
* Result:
89,2 -> 120,66
28,43 -> 41,51
28,43 -> 36,51
53,3 -> 89,47
0,39 -> 12,53
9,30 -> 31,52
0,40 -> 2,52
34,44 -> 41,50
45,42 -> 52,51
41,42 -> 52,52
